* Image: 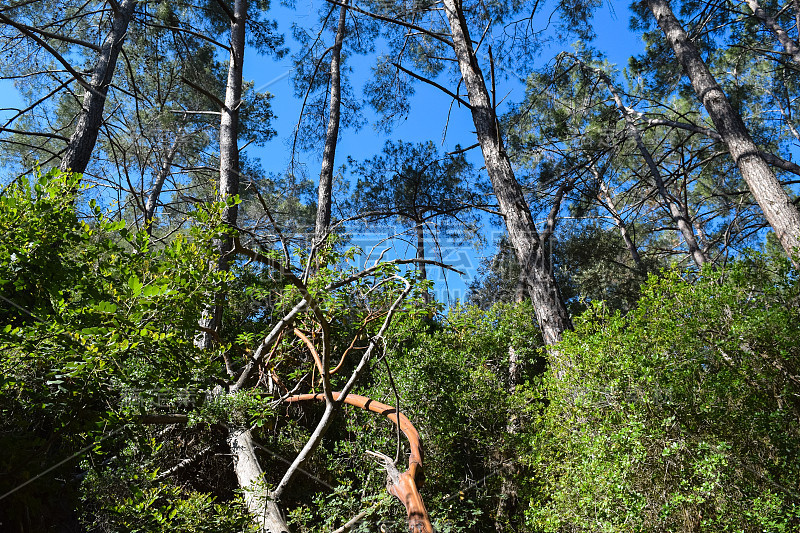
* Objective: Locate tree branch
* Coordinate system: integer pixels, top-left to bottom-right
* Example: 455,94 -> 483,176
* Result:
139,19 -> 231,51
325,0 -> 452,45
0,127 -> 69,141
6,19 -> 101,50
180,76 -> 226,110
391,62 -> 472,109
643,117 -> 800,176
272,277 -> 413,499
540,172 -> 578,244
0,12 -> 101,97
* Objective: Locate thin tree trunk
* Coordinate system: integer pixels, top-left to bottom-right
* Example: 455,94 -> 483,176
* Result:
197,0 -> 247,351
746,0 -> 800,63
314,2 -> 347,242
595,68 -> 708,267
495,344 -> 521,531
144,132 -> 182,235
648,0 -> 800,265
414,221 -> 430,304
59,0 -> 137,175
590,165 -> 645,271
213,10 -> 291,531
442,0 -> 571,346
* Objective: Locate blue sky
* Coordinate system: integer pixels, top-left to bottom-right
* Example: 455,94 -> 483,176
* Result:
237,0 -> 646,302
0,0 -> 646,304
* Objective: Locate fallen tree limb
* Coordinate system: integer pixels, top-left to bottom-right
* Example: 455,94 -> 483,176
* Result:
286,392 -> 432,533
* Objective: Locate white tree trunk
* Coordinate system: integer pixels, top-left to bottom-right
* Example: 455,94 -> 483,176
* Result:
228,427 -> 291,533
197,0 -> 247,351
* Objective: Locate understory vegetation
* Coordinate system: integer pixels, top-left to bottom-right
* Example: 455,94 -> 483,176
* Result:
1,172 -> 797,531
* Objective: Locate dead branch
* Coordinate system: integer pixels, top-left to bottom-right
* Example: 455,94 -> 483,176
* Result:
288,392 -> 432,533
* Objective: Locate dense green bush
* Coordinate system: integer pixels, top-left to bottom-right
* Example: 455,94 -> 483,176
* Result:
5,171 -> 799,532
0,171 -> 249,530
530,256 -> 800,532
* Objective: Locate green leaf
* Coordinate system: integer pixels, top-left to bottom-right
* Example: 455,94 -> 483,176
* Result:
128,274 -> 143,296
142,284 -> 169,298
95,301 -> 118,314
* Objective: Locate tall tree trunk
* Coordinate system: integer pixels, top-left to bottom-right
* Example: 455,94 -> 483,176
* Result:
441,6 -> 570,523
144,132 -> 182,235
197,0 -> 247,351
59,0 -> 137,175
594,67 -> 708,267
314,2 -> 347,242
648,0 -> 800,265
442,0 -> 571,346
212,5 -> 292,531
414,221 -> 430,304
218,0 -> 246,259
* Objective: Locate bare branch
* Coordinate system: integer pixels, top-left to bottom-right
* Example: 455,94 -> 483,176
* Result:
643,117 -> 800,176
138,19 -> 231,51
327,257 -> 465,291
154,445 -> 214,482
0,127 -> 69,141
231,299 -> 307,392
180,76 -> 225,110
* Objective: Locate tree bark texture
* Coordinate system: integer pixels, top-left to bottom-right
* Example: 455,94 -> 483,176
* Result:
648,0 -> 800,265
596,68 -> 708,267
442,0 -> 571,345
59,0 -> 137,175
228,427 -> 291,533
218,0 -> 247,256
315,2 -> 347,242
746,0 -> 800,63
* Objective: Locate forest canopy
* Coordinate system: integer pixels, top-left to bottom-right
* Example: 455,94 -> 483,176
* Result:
0,0 -> 799,531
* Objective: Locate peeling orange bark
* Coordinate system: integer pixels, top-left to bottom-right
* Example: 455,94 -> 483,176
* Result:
287,392 -> 432,533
